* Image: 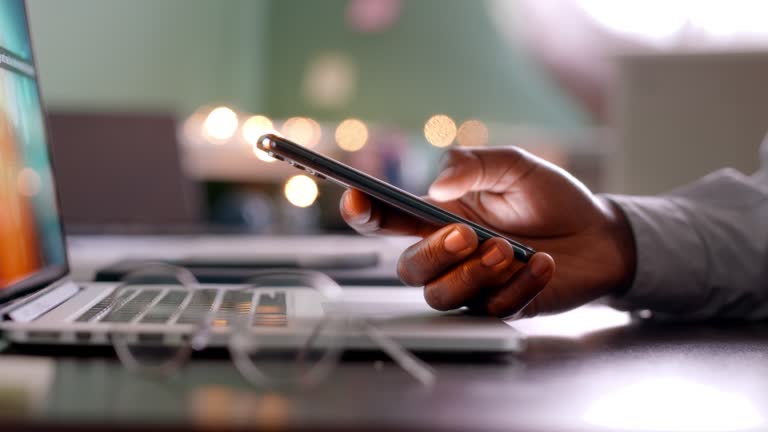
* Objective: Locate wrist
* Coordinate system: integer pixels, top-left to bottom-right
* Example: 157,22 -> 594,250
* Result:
596,195 -> 637,295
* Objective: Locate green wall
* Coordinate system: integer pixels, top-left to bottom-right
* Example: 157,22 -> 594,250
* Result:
265,0 -> 588,130
26,0 -> 268,114
26,0 -> 587,131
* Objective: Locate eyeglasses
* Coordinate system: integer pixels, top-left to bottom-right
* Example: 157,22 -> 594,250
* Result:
105,263 -> 436,389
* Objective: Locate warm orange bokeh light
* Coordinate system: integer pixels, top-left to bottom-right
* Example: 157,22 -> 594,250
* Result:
457,119 -> 489,147
281,117 -> 321,148
284,174 -> 319,208
242,115 -> 274,145
242,115 -> 277,162
424,114 -> 457,147
335,118 -> 369,152
203,106 -> 239,143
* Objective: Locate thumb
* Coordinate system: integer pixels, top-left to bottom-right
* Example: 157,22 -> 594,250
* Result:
428,147 -> 536,202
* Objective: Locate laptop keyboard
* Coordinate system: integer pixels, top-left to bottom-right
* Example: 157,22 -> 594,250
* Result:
74,287 -> 286,327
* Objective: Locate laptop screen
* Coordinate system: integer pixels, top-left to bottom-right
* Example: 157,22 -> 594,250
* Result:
0,0 -> 67,299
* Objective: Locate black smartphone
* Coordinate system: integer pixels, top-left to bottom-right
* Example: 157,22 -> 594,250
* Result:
257,133 -> 535,263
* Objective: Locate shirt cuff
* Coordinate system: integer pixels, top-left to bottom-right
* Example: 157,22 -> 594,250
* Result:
599,194 -> 710,315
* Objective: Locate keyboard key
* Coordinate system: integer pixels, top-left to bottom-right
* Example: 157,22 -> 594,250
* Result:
253,292 -> 287,327
140,290 -> 188,324
175,289 -> 219,325
101,289 -> 161,323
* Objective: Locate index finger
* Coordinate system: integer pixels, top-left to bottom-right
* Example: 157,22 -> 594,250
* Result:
340,189 -> 438,237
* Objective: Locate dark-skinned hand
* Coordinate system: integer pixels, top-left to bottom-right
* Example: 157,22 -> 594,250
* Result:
340,147 -> 636,318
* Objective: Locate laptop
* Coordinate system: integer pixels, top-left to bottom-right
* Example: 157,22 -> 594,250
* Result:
0,0 -> 522,352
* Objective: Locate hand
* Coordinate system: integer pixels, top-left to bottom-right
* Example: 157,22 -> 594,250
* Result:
340,147 -> 636,318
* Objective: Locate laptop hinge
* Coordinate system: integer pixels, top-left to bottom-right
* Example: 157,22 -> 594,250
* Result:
2,279 -> 80,323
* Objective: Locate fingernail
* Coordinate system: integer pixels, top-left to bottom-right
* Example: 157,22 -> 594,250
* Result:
529,255 -> 551,278
344,191 -> 371,224
481,246 -> 505,267
444,228 -> 470,253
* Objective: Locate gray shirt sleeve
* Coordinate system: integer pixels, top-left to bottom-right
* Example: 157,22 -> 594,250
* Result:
603,136 -> 768,319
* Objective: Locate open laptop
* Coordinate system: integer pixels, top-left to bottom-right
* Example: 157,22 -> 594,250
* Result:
0,0 -> 522,352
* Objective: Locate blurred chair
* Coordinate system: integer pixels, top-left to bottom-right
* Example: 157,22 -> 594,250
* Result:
46,112 -> 203,232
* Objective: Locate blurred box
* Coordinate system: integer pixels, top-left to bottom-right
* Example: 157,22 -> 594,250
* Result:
608,51 -> 768,194
47,112 -> 203,232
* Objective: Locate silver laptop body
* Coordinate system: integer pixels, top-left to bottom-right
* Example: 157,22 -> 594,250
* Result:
0,279 -> 523,352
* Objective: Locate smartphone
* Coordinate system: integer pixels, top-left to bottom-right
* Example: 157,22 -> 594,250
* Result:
257,134 -> 535,263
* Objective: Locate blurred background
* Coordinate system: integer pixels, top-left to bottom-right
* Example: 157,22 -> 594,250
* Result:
25,0 -> 768,235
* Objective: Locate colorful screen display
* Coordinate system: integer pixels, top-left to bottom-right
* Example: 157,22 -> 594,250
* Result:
0,0 -> 66,293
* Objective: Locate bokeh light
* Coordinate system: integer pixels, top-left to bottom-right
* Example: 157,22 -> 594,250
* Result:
282,117 -> 321,148
242,115 -> 276,162
284,175 -> 319,208
335,118 -> 369,152
16,168 -> 41,197
203,106 -> 239,143
457,119 -> 489,147
424,114 -> 457,147
302,52 -> 358,109
242,115 -> 274,145
346,0 -> 402,33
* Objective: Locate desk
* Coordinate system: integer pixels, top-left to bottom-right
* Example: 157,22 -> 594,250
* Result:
4,306 -> 768,431
8,235 -> 765,430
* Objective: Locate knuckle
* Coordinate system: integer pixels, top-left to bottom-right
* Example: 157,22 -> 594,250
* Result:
417,240 -> 442,264
432,262 -> 479,311
453,261 -> 476,289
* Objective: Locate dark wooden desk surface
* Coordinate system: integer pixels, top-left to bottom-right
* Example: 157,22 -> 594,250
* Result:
4,307 -> 768,432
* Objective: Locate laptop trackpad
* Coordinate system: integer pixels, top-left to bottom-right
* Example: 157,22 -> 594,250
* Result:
330,287 -> 437,318
325,287 -> 523,352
